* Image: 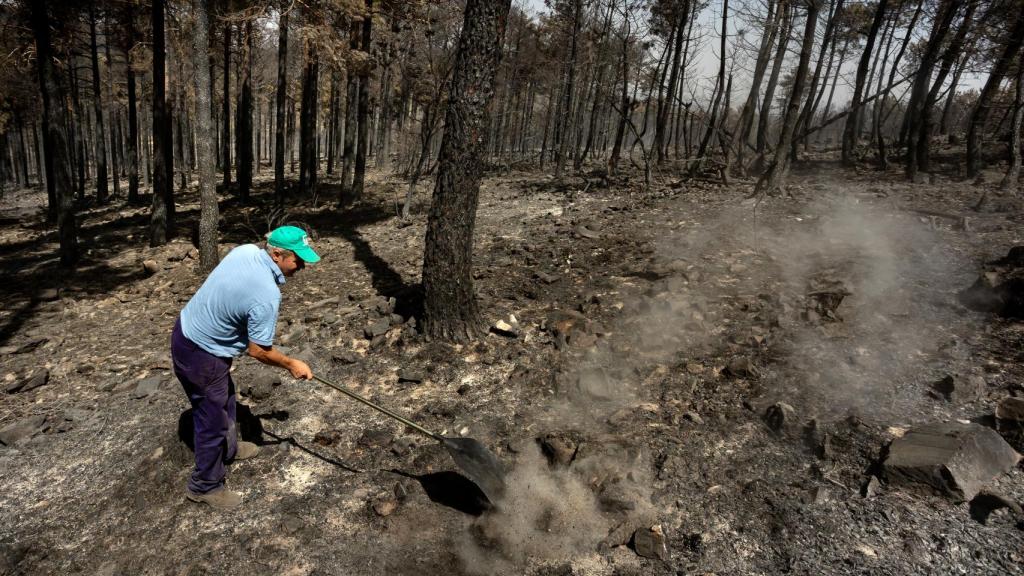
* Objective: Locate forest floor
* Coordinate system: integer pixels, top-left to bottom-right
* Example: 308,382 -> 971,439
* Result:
1,157 -> 1024,575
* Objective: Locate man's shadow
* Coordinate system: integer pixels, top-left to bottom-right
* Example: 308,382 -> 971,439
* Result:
177,404 -> 360,473
177,406 -> 492,515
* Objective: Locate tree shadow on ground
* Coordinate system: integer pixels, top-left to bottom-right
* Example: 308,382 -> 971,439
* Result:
0,178 -> 421,344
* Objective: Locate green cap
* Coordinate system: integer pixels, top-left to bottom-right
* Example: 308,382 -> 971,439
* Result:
267,226 -> 321,264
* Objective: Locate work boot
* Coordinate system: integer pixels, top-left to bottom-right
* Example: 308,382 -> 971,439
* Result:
186,487 -> 242,510
234,441 -> 260,461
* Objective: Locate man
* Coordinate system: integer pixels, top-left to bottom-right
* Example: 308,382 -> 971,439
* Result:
172,225 -> 320,509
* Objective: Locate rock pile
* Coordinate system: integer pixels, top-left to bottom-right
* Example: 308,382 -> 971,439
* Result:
959,246 -> 1024,318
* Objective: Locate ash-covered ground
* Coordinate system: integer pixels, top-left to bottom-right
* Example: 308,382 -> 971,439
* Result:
1,164 -> 1023,575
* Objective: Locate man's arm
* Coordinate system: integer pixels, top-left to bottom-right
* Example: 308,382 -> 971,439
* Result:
246,341 -> 313,380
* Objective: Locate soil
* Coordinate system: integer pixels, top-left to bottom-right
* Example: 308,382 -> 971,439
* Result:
1,162 -> 1023,575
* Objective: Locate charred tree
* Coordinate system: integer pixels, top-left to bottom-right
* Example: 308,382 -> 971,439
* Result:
89,6 -> 108,204
841,0 -> 888,165
909,0 -> 977,179
352,1 -> 373,200
966,7 -> 1024,179
693,0 -> 729,174
298,41 -> 319,196
755,0 -> 821,195
192,0 -> 219,272
275,5 -> 288,204
31,0 -> 77,267
236,20 -> 254,201
221,16 -> 232,190
736,0 -> 780,169
150,0 -> 175,246
754,0 -> 793,172
421,0 -> 512,341
125,5 -> 140,204
1002,55 -> 1024,190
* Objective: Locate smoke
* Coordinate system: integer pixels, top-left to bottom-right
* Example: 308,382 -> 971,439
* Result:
455,443 -> 651,575
653,191 -> 964,421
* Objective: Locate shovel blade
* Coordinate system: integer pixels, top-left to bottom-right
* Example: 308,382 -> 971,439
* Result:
441,437 -> 506,503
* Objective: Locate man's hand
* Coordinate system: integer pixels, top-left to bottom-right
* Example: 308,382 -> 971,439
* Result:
247,341 -> 313,380
287,359 -> 313,380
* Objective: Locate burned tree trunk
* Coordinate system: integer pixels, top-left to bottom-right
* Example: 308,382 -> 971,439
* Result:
841,0 -> 888,165
89,6 -> 108,204
275,6 -> 288,204
421,0 -> 511,342
1002,55 -> 1024,190
236,20 -> 253,201
103,16 -> 120,199
150,0 -> 175,246
608,11 -> 631,175
754,0 -> 792,173
31,0 -> 77,267
966,8 -> 1024,179
911,0 -> 977,179
222,17 -> 232,190
125,8 -> 140,204
192,0 -> 219,272
352,1 -> 373,200
298,42 -> 319,196
553,0 -> 581,179
736,0 -> 780,169
755,0 -> 821,195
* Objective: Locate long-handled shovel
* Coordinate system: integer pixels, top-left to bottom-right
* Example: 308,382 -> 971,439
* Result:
312,374 -> 506,503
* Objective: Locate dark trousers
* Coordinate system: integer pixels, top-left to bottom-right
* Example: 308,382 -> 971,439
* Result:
171,318 -> 237,494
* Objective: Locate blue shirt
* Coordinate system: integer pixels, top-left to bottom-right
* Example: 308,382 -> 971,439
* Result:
180,244 -> 286,357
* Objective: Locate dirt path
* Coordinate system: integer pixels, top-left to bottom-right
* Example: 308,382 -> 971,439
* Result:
1,167 -> 1022,575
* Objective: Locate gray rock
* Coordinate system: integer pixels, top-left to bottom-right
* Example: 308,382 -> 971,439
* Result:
397,369 -> 424,384
632,525 -> 668,560
372,497 -> 398,517
292,347 -> 316,365
490,317 -> 520,338
308,296 -> 340,310
862,476 -> 882,498
538,434 -> 577,466
996,397 -> 1024,421
142,259 -> 160,276
883,422 -> 1021,501
357,428 -> 393,449
0,416 -> 46,446
576,367 -> 613,400
725,356 -> 758,379
279,325 -> 306,345
996,397 -> 1024,452
682,411 -> 704,425
5,369 -> 49,394
764,402 -> 797,433
575,225 -> 601,240
364,318 -> 391,340
243,374 -> 281,400
534,270 -> 559,284
929,374 -> 984,403
390,437 -> 415,456
132,376 -> 164,399
332,350 -> 361,365
969,490 -> 1023,525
